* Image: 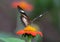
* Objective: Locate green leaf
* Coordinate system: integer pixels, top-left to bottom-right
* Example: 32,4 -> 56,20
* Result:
0,37 -> 25,42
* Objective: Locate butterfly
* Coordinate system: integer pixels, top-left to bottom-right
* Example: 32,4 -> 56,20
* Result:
17,6 -> 48,27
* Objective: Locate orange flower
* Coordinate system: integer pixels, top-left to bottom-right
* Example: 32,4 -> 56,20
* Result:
16,25 -> 43,37
11,2 -> 19,8
11,1 -> 33,11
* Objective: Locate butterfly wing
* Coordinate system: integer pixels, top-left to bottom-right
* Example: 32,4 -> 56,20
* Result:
30,11 -> 49,31
17,6 -> 31,26
31,11 -> 48,23
17,5 -> 48,27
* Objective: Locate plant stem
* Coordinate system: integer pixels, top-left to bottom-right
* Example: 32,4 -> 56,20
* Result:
28,38 -> 31,42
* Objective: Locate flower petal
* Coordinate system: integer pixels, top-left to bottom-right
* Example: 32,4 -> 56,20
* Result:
11,2 -> 19,8
37,32 -> 43,37
26,31 -> 31,34
18,1 -> 33,11
31,32 -> 37,36
16,30 -> 25,35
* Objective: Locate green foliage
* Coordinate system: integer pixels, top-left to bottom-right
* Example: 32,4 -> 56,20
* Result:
34,34 -> 43,42
0,32 -> 25,42
0,37 -> 25,42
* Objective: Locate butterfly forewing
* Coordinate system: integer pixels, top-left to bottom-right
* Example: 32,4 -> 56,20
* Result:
31,11 -> 48,23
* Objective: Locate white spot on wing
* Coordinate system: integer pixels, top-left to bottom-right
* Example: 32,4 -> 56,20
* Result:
39,14 -> 43,17
22,17 -> 28,26
20,10 -> 25,13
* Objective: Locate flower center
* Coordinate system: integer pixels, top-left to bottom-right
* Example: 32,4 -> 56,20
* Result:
24,25 -> 37,32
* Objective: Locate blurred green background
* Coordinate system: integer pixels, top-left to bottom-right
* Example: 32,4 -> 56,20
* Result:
0,0 -> 60,42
